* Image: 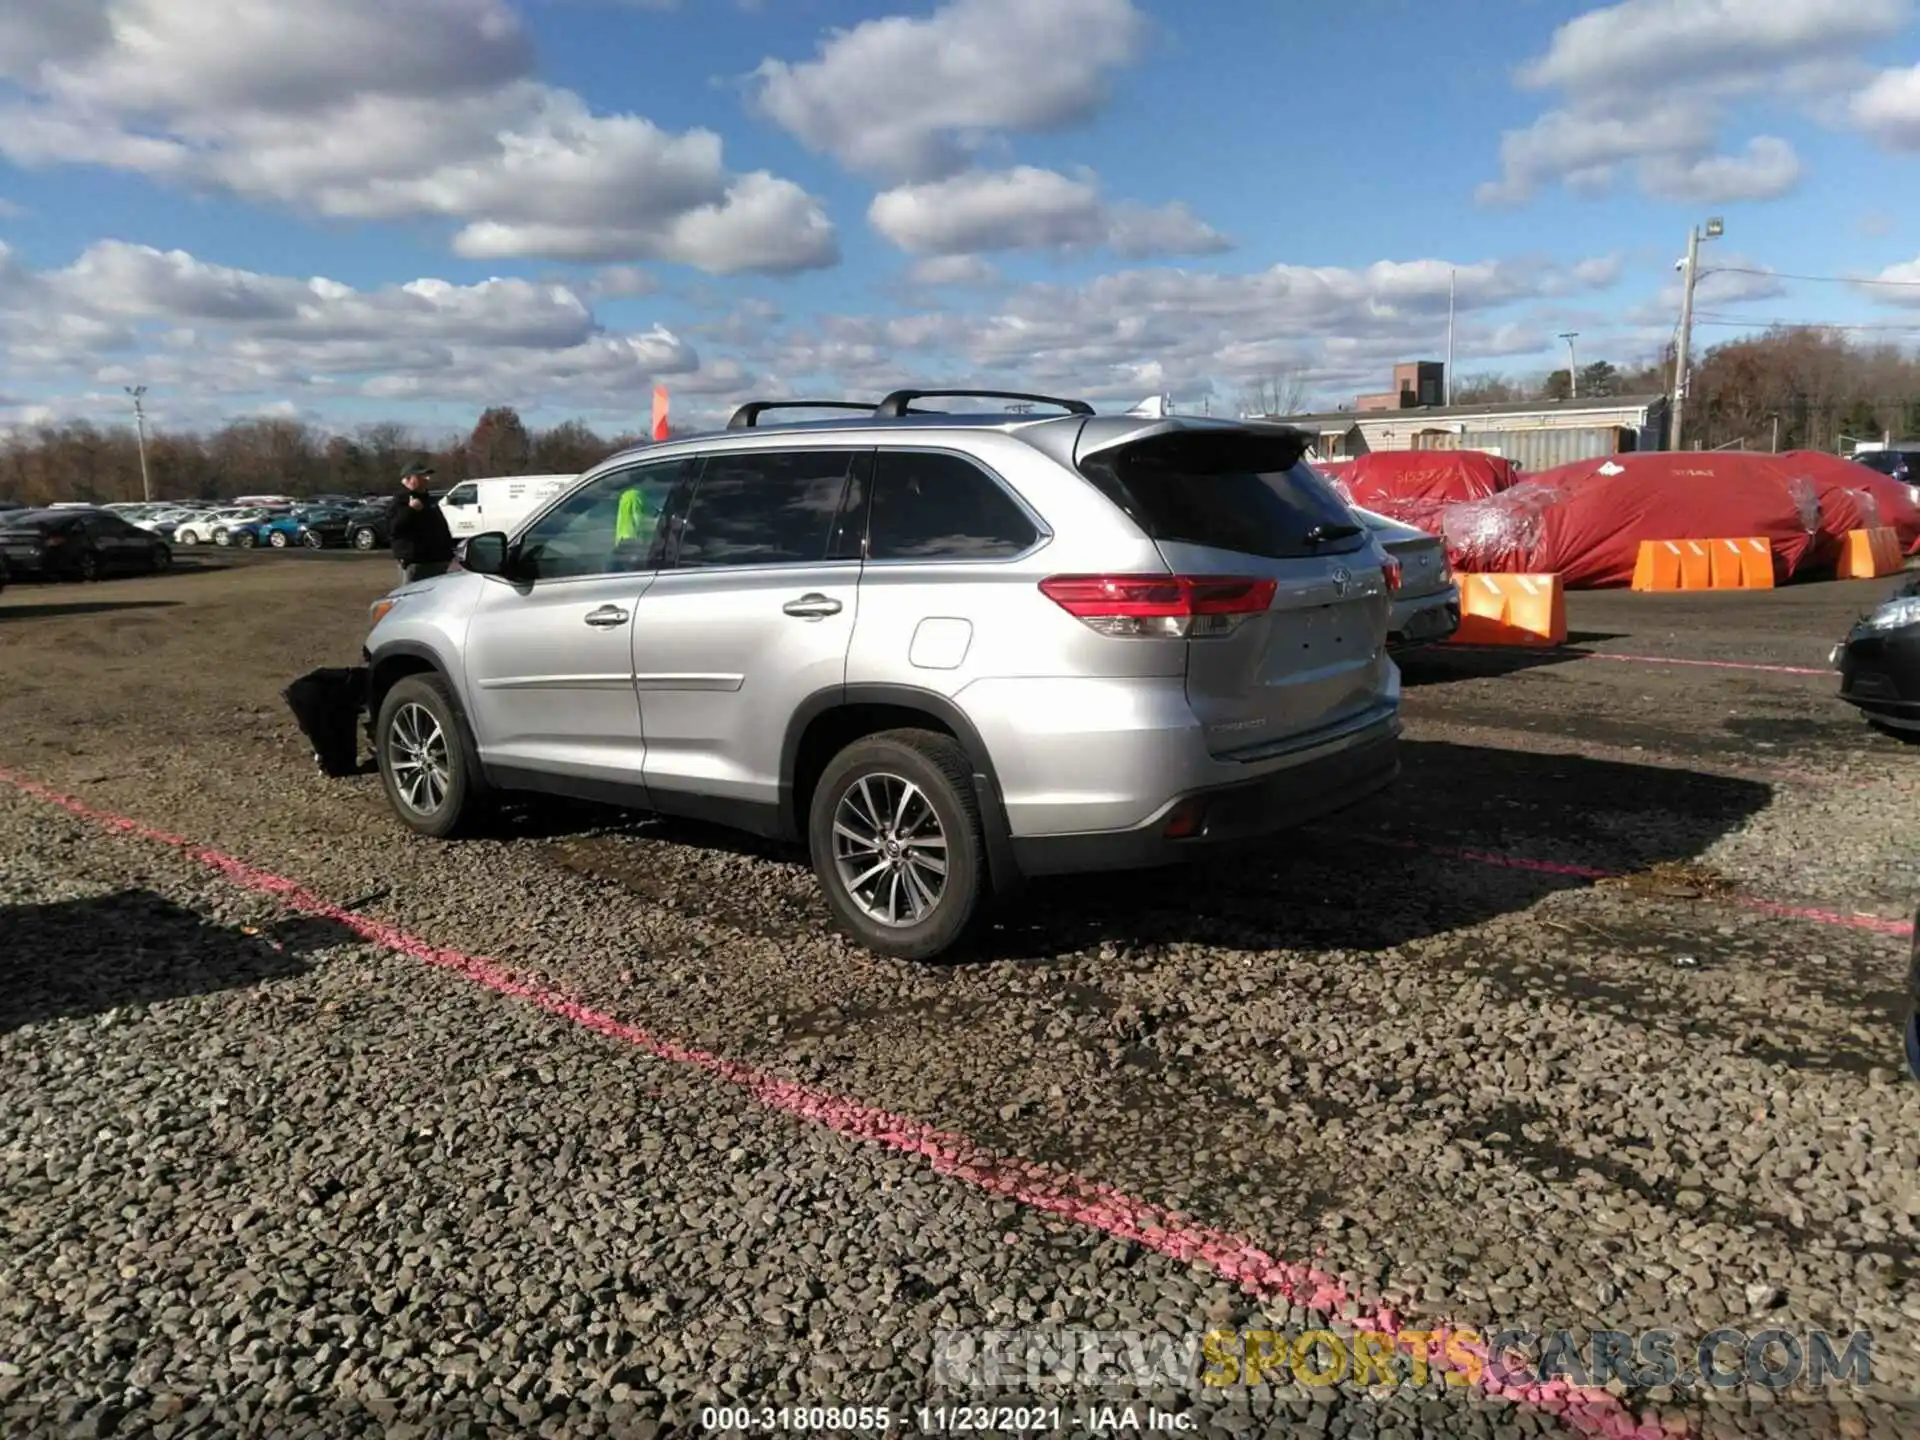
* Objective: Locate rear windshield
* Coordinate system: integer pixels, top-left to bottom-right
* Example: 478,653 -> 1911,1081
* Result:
1078,430 -> 1365,560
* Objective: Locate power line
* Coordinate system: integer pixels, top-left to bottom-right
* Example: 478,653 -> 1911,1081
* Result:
1692,313 -> 1920,332
1705,265 -> 1920,289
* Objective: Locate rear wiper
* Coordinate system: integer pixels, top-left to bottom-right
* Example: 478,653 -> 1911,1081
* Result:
1304,522 -> 1362,544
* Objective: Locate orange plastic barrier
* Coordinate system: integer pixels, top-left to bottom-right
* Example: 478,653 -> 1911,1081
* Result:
1630,537 -> 1773,591
1446,573 -> 1567,648
1836,527 -> 1904,580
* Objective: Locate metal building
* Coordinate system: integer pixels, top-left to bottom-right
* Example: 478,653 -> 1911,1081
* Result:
1255,394 -> 1672,472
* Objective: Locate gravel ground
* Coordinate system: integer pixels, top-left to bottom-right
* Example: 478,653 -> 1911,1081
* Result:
2,553 -> 1918,1439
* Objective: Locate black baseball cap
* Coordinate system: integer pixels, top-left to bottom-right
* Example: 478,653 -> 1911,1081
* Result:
401,459 -> 435,479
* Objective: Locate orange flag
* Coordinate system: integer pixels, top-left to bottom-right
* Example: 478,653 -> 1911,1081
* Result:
651,385 -> 669,441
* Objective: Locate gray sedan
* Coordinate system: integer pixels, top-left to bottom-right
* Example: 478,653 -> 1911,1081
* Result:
1353,505 -> 1460,650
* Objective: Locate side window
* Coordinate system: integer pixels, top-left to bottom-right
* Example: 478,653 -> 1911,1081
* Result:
867,450 -> 1039,560
444,482 -> 479,508
672,449 -> 856,570
517,459 -> 687,582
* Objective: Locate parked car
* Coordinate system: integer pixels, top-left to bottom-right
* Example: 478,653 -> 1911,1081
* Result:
362,389 -> 1404,960
0,506 -> 172,580
296,506 -> 354,548
0,550 -> 9,593
1853,446 -> 1920,485
1351,505 -> 1460,650
344,502 -> 393,552
171,511 -> 233,545
1831,577 -> 1920,740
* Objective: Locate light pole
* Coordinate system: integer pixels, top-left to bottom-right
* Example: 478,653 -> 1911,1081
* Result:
1670,217 -> 1723,453
125,385 -> 151,502
1558,332 -> 1580,399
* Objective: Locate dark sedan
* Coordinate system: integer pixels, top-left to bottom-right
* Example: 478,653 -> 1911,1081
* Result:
1831,579 -> 1920,739
344,502 -> 393,552
0,507 -> 173,581
295,506 -> 355,548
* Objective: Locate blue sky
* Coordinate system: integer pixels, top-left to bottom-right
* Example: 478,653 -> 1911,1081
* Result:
0,0 -> 1917,438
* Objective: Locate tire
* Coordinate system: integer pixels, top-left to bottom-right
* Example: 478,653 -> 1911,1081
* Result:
76,551 -> 99,583
152,545 -> 171,572
808,728 -> 990,961
176,530 -> 198,546
302,531 -> 323,549
236,531 -> 256,549
268,530 -> 289,549
352,527 -> 379,552
375,673 -> 488,839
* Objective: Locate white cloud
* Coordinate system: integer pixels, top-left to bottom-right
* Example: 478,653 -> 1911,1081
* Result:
1517,0 -> 1908,102
868,167 -> 1229,259
748,0 -> 1149,182
0,236 -> 1645,430
904,255 -> 1001,288
0,240 -> 725,425
1482,0 -> 1907,205
1638,135 -> 1802,203
1853,256 -> 1920,307
1854,64 -> 1920,148
587,266 -> 659,299
0,0 -> 837,272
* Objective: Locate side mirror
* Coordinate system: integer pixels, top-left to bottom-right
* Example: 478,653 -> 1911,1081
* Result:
460,531 -> 511,576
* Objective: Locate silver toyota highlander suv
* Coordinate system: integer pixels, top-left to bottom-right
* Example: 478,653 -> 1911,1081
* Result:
362,389 -> 1404,960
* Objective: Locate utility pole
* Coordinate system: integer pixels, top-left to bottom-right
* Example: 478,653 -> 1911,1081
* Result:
125,385 -> 151,502
1670,216 -> 1722,453
1559,332 -> 1580,399
1445,268 -> 1456,406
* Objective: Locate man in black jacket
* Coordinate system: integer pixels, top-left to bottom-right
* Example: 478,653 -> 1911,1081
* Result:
389,459 -> 454,585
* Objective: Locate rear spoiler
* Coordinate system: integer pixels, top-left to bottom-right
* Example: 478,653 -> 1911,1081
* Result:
1072,419 -> 1315,475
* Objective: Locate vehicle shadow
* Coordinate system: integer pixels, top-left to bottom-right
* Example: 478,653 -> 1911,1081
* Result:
982,739 -> 1774,959
0,890 -> 359,1034
0,600 -> 182,621
1395,631 -> 1629,686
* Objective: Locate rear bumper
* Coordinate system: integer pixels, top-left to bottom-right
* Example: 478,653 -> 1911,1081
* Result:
1387,585 -> 1461,650
1009,715 -> 1400,877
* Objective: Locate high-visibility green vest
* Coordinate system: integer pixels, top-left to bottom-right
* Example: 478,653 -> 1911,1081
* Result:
614,487 -> 647,543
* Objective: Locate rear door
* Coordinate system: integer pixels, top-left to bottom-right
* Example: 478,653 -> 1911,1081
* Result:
1076,428 -> 1395,758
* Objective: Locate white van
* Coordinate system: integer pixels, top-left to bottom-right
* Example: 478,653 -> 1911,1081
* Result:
437,474 -> 575,539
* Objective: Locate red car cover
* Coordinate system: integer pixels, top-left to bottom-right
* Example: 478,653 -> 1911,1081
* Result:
1772,450 -> 1920,559
1437,452 -> 1826,588
1325,450 -> 1519,515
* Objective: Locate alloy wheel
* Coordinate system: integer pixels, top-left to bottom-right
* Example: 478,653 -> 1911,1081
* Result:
387,702 -> 452,817
830,772 -> 949,927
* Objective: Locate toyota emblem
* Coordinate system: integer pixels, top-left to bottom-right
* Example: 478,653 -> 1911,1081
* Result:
1330,566 -> 1352,594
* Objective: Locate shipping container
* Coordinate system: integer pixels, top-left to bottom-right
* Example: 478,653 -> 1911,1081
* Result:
1457,426 -> 1633,472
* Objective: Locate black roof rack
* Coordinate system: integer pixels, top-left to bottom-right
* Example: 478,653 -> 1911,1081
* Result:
725,400 -> 877,430
874,388 -> 1094,419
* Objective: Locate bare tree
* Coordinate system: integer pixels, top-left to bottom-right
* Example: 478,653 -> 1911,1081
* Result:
1237,369 -> 1311,417
1451,372 -> 1524,404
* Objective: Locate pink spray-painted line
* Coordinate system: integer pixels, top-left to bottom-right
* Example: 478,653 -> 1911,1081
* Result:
1443,645 -> 1831,678
1331,831 -> 1914,938
0,767 -> 1672,1440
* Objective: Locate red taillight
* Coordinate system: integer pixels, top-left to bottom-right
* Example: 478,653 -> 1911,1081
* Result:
1382,557 -> 1402,592
1039,574 -> 1277,638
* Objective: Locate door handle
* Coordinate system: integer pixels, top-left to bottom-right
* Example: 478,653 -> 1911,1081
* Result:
584,605 -> 630,627
782,593 -> 843,618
